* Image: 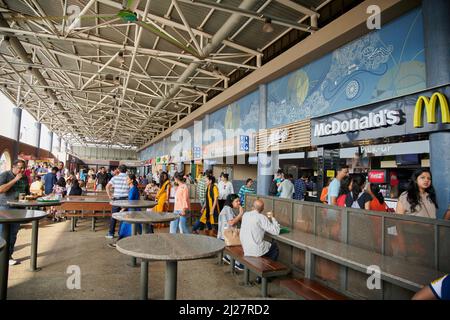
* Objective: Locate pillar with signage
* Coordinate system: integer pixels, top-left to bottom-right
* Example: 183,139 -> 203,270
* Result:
256,84 -> 272,196
423,0 -> 450,218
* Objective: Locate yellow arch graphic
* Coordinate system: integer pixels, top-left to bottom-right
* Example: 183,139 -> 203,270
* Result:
414,92 -> 450,128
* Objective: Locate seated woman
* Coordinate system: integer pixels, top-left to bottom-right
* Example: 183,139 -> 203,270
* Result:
217,194 -> 245,270
30,176 -> 44,196
68,179 -> 83,196
144,180 -> 159,201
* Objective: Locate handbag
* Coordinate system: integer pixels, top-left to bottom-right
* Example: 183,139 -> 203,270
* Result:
223,227 -> 241,246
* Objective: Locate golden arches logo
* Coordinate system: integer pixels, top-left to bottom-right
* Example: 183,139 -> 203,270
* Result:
414,93 -> 450,128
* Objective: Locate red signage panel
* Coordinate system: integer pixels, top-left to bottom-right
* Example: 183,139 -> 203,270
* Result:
368,170 -> 386,183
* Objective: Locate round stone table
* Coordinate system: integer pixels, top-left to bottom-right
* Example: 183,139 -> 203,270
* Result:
116,233 -> 225,300
0,210 -> 48,300
7,201 -> 61,272
110,200 -> 158,267
109,200 -> 156,209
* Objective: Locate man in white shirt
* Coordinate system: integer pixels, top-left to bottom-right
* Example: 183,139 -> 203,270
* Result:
277,174 -> 295,199
240,199 -> 280,260
218,173 -> 234,210
105,165 -> 130,239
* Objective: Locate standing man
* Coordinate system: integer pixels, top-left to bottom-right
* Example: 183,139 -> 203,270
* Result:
105,165 -> 129,239
327,165 -> 349,205
95,167 -> 109,191
238,178 -> 256,208
56,161 -> 64,180
218,173 -> 234,210
293,173 -> 307,201
0,159 -> 30,265
44,167 -> 58,195
278,174 -> 295,199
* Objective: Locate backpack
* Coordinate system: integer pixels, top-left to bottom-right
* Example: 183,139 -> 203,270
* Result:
268,179 -> 278,196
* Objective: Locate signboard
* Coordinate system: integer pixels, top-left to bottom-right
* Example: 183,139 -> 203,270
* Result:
267,129 -> 289,147
368,170 -> 387,183
326,170 -> 335,178
311,86 -> 450,146
239,135 -> 250,151
193,146 -> 202,160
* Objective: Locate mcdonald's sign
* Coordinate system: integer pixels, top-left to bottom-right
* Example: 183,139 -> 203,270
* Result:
413,93 -> 450,128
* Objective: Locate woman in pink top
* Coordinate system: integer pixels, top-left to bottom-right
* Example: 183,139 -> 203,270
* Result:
169,172 -> 191,234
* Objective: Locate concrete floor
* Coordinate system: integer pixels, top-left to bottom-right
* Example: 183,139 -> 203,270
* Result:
6,218 -> 295,300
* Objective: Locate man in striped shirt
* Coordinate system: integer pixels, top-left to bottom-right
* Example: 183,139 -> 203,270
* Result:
105,165 -> 130,239
238,178 -> 256,208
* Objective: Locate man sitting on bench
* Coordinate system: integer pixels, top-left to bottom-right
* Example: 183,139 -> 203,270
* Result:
240,199 -> 281,283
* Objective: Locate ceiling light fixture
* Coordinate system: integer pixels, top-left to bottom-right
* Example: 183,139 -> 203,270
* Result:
262,18 -> 274,33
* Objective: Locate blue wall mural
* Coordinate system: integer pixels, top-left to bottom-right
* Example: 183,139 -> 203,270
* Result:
209,90 -> 260,139
267,7 -> 426,128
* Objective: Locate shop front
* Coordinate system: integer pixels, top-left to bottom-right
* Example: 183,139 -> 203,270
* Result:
311,85 -> 450,215
202,134 -> 257,191
255,118 -> 313,197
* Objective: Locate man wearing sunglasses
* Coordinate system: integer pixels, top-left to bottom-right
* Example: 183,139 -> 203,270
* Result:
0,159 -> 30,265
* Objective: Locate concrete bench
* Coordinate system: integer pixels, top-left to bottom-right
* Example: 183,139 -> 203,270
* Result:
267,229 -> 444,293
280,278 -> 349,300
223,245 -> 290,297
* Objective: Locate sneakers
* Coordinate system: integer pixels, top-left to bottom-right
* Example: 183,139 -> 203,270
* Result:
234,262 -> 244,271
9,259 -> 19,266
105,234 -> 114,239
222,256 -> 231,265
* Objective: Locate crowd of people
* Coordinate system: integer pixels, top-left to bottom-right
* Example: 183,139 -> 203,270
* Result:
267,166 -> 449,220
1,159 -> 448,298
